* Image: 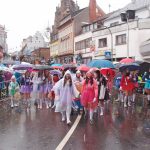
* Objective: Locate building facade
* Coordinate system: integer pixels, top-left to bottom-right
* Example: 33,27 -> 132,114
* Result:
75,0 -> 150,63
0,25 -> 8,54
50,0 -> 105,64
21,31 -> 47,56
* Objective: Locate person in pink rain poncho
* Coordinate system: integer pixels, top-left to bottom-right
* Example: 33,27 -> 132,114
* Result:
81,71 -> 98,124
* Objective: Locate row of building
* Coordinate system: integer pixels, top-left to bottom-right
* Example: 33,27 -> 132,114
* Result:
50,0 -> 150,64
0,25 -> 8,54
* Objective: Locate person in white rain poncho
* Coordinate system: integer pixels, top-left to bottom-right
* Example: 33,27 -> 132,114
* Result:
54,70 -> 79,125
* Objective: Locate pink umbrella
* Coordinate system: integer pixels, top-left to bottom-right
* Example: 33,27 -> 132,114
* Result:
77,65 -> 90,72
120,58 -> 135,64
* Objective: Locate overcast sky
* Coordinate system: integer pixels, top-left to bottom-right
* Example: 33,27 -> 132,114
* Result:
0,0 -> 131,52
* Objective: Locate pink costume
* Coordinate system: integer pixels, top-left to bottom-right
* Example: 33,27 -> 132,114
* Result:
81,79 -> 98,109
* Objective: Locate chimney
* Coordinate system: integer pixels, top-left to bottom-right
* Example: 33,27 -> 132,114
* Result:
89,0 -> 97,23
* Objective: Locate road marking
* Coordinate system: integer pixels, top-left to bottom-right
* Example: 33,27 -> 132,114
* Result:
55,115 -> 82,150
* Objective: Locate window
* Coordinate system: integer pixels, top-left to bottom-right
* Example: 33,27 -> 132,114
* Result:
85,38 -> 92,48
75,38 -> 92,51
110,22 -> 119,27
98,38 -> 107,48
116,34 -> 126,45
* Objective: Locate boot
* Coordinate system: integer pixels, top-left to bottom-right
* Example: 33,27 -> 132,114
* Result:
124,96 -> 127,108
128,96 -> 132,107
132,94 -> 136,103
39,99 -> 43,109
66,109 -> 71,125
90,110 -> 94,124
61,112 -> 66,122
100,107 -> 104,116
11,97 -> 14,108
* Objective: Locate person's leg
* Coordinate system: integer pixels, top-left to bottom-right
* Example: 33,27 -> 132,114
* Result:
61,111 -> 66,122
124,92 -> 128,108
66,106 -> 72,124
147,90 -> 150,105
100,100 -> 104,116
11,96 -> 14,108
89,109 -> 94,124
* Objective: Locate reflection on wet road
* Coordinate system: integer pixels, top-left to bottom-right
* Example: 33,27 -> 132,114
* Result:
0,97 -> 150,150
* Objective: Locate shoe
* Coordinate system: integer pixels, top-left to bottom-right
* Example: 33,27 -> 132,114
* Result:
67,120 -> 72,125
84,114 -> 87,120
90,119 -> 94,125
124,103 -> 127,108
62,117 -> 66,122
46,105 -> 49,109
39,105 -> 42,109
11,105 -> 14,108
38,105 -> 40,109
115,99 -> 120,102
100,112 -> 104,116
128,102 -> 131,107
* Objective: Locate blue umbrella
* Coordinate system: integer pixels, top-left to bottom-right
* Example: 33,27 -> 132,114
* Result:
119,63 -> 140,72
51,63 -> 62,67
87,59 -> 115,69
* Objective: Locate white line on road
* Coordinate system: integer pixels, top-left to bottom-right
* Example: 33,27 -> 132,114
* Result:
55,115 -> 82,150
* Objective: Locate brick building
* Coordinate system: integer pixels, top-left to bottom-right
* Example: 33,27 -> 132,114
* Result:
31,47 -> 50,62
50,0 -> 105,63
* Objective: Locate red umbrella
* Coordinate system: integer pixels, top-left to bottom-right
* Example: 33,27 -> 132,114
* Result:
77,65 -> 90,72
120,58 -> 135,64
100,68 -> 116,77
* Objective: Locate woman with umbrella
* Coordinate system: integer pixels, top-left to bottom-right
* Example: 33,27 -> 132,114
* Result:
41,70 -> 53,109
120,69 -> 134,108
94,70 -> 107,116
81,71 -> 98,124
20,70 -> 33,108
144,68 -> 150,105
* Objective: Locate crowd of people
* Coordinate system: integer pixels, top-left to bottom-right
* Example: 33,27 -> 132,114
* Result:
4,67 -> 150,125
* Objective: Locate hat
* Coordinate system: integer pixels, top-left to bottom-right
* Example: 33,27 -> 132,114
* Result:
76,70 -> 81,74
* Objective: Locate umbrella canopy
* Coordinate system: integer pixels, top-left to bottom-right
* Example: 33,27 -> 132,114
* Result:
120,58 -> 135,64
77,65 -> 90,72
119,63 -> 140,72
33,64 -> 52,71
0,64 -> 13,72
13,63 -> 33,70
88,59 -> 115,69
100,68 -> 116,77
63,64 -> 77,69
51,63 -> 62,67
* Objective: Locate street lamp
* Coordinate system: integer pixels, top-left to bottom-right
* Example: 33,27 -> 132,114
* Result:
120,10 -> 135,58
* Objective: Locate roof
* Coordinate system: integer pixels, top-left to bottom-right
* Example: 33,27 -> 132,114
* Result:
60,8 -> 86,22
108,0 -> 150,20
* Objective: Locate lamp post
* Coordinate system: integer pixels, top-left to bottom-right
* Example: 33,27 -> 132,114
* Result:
102,26 -> 113,62
120,10 -> 135,58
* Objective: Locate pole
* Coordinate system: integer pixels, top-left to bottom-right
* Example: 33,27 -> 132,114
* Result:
127,18 -> 129,58
103,26 -> 113,62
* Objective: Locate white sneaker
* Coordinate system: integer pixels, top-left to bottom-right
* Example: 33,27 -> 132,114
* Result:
128,102 -> 131,107
100,112 -> 104,116
62,117 -> 66,122
11,104 -> 14,108
67,120 -> 72,125
124,103 -> 127,108
115,99 -> 120,102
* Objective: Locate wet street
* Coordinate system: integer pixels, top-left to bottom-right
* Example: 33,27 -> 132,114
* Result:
0,96 -> 150,150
